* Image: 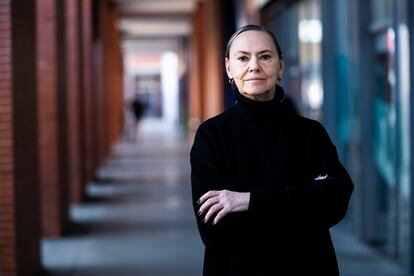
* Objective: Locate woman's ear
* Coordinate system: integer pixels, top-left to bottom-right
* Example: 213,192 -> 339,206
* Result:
225,57 -> 233,79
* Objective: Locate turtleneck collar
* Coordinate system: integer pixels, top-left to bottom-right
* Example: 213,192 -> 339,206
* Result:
230,84 -> 286,123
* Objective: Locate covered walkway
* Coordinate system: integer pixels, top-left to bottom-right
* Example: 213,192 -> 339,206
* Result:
42,119 -> 203,276
40,120 -> 410,276
2,0 -> 414,275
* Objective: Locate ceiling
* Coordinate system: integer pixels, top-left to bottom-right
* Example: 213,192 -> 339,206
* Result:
112,0 -> 199,55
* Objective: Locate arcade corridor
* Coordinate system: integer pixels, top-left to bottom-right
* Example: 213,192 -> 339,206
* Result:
42,120 -> 204,276
40,120 -> 410,276
2,0 -> 414,275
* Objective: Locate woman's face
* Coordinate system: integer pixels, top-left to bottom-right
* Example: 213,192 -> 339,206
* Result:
225,30 -> 284,100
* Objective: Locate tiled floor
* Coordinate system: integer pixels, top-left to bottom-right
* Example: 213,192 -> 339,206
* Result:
42,120 -> 203,276
42,119 -> 411,276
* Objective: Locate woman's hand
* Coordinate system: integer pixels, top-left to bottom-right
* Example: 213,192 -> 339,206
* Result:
198,190 -> 250,225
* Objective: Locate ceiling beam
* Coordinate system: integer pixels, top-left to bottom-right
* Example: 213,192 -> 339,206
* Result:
119,12 -> 191,21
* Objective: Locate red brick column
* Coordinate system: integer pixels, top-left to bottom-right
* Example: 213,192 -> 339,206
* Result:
99,0 -> 111,161
189,0 -> 224,130
66,0 -> 82,203
202,0 -> 223,119
189,1 -> 206,136
37,0 -> 68,237
104,3 -> 123,146
91,0 -> 107,170
78,0 -> 94,190
0,0 -> 17,274
92,40 -> 105,169
0,0 -> 41,275
92,0 -> 123,168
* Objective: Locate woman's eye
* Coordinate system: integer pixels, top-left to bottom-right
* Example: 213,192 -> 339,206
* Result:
260,55 -> 271,61
237,56 -> 248,62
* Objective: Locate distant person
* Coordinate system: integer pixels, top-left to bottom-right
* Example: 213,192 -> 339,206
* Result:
131,96 -> 145,142
190,25 -> 354,275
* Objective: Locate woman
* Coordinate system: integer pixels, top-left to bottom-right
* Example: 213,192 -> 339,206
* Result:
190,25 -> 354,275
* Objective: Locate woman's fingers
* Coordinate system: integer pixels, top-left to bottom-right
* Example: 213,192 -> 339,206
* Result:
198,189 -> 249,225
213,209 -> 228,225
198,190 -> 219,205
199,190 -> 229,224
203,202 -> 223,223
199,196 -> 219,216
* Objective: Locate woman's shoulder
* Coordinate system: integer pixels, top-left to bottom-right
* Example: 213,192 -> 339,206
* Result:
196,109 -> 234,133
191,111 -> 231,154
287,112 -> 329,139
295,114 -> 324,128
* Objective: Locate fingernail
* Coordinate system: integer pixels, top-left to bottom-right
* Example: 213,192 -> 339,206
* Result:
203,218 -> 207,223
198,210 -> 201,216
197,199 -> 200,204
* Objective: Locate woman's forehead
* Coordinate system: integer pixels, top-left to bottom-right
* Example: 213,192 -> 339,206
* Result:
230,31 -> 276,54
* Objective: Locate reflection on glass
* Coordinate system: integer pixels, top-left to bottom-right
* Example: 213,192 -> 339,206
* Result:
372,27 -> 396,254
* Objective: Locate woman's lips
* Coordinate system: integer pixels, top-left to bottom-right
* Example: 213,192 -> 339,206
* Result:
246,78 -> 265,81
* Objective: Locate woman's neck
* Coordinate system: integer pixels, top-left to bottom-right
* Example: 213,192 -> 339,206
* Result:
241,88 -> 275,101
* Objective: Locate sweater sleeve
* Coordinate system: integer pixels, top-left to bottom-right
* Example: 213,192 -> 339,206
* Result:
190,123 -> 247,249
249,121 -> 354,229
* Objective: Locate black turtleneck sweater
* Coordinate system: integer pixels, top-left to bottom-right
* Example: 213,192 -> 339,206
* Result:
190,85 -> 354,276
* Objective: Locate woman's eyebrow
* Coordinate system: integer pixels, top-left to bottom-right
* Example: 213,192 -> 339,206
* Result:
234,49 -> 273,55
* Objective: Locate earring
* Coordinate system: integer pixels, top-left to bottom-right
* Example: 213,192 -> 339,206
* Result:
228,78 -> 235,85
277,75 -> 282,81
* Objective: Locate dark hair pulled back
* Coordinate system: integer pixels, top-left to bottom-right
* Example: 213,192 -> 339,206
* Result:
225,24 -> 283,59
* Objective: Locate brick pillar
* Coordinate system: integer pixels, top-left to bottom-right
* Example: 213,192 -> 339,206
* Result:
93,0 -> 108,167
189,0 -> 223,130
189,1 -> 206,136
55,0 -> 71,236
56,0 -> 83,204
37,0 -> 68,237
203,0 -> 223,119
100,0 -> 112,159
66,0 -> 82,203
92,0 -> 123,167
0,0 -> 41,275
78,0 -> 95,188
92,40 -> 105,170
104,3 -> 123,145
0,1 -> 16,273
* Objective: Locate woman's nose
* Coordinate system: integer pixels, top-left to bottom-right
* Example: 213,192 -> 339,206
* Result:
248,58 -> 260,72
